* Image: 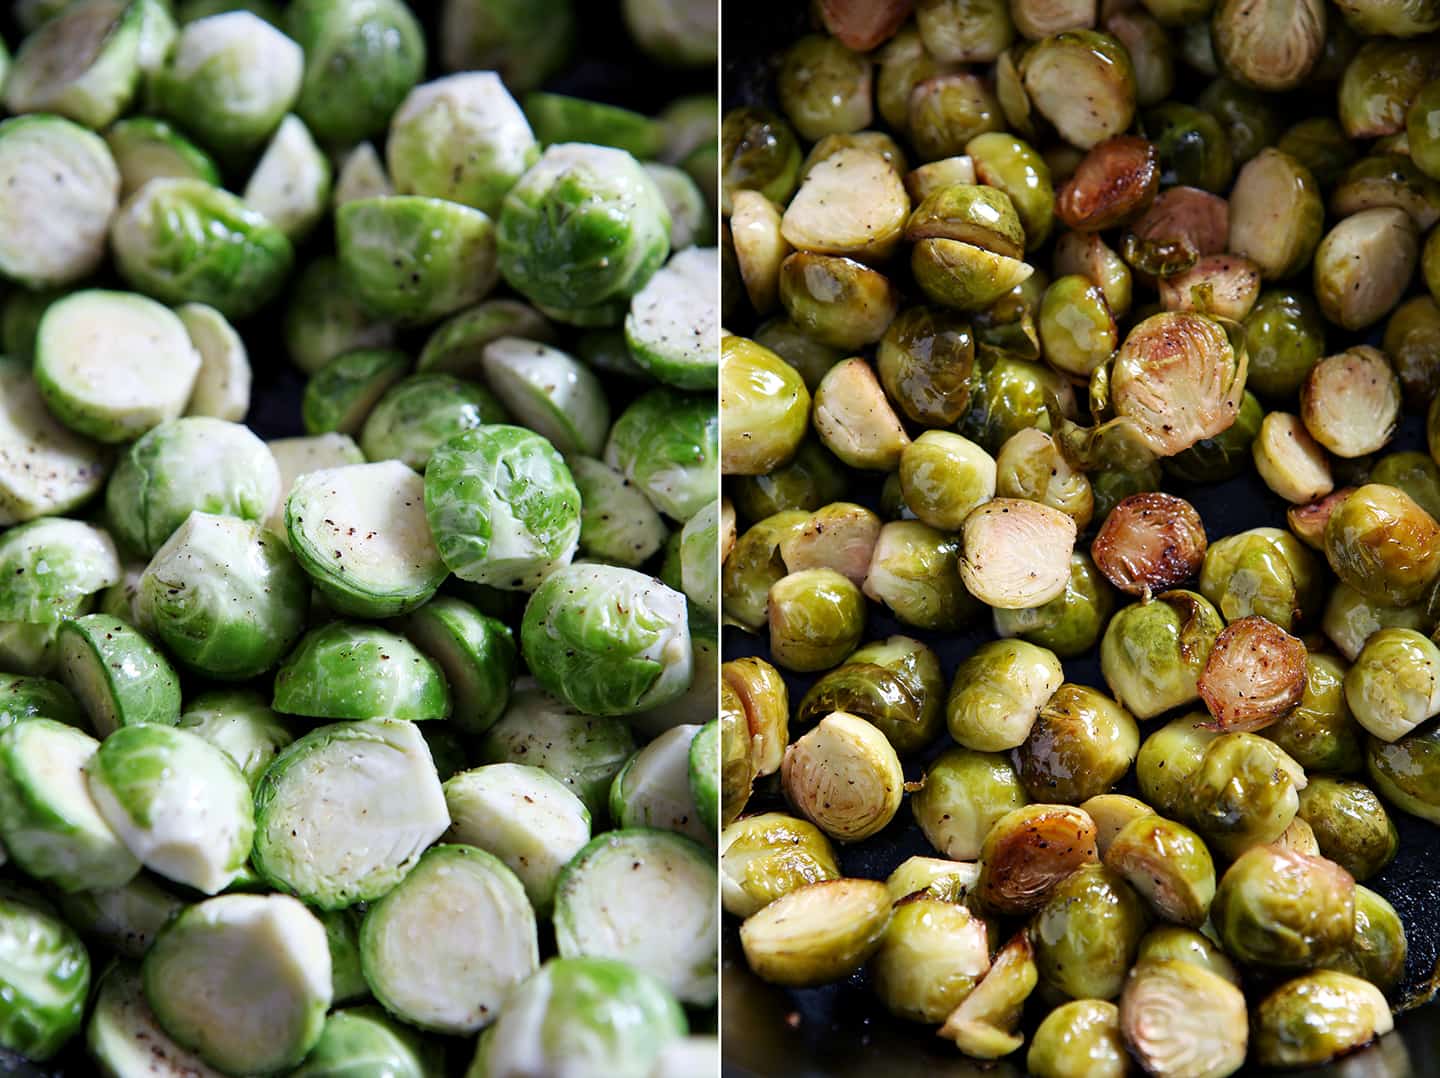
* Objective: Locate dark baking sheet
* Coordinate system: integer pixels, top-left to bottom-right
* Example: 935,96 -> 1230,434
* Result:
721,3 -> 1440,1075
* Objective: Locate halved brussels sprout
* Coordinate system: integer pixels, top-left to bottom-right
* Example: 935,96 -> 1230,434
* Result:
1021,31 -> 1136,150
1229,152 -> 1321,277
994,428 -> 1092,529
1323,883 -> 1407,990
778,502 -> 881,586
1145,101 -> 1232,193
780,253 -> 900,351
911,237 -> 1034,313
1053,231 -> 1133,317
1157,254 -> 1260,322
959,498 -> 1077,609
885,855 -> 978,904
1340,39 -> 1440,139
0,888 -> 90,1061
720,812 -> 839,918
1119,959 -> 1248,1078
812,357 -> 910,470
4,0 -> 145,130
1055,134 -> 1158,232
863,521 -> 979,631
1212,0 -> 1325,91
1092,492 -> 1205,598
937,932 -> 1038,1059
1187,732 -> 1308,859
1300,346 -> 1401,459
1121,185 -> 1228,276
873,895 -> 991,1024
1100,590 -> 1223,719
1212,843 -> 1355,971
1314,207 -> 1418,330
875,306 -> 974,427
1136,924 -> 1240,986
781,712 -> 903,843
56,613 -> 180,734
1254,971 -> 1392,1069
273,622 -> 448,722
1105,814 -> 1214,927
0,519 -> 120,624
782,147 -> 908,263
976,804 -> 1099,915
967,132 -> 1054,249
283,257 -> 395,376
1383,297 -> 1440,408
1254,411 -> 1334,504
1133,718 -> 1216,820
1032,863 -> 1148,1001
605,388 -> 718,523
907,74 -> 1002,160
1197,615 -> 1308,732
178,688 -> 293,789
1297,777 -> 1397,882
1166,390 -> 1262,484
1325,483 -> 1440,606
0,358 -> 110,525
740,878 -> 891,988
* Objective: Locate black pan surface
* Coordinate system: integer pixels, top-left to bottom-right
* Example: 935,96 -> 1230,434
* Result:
722,3 -> 1440,1074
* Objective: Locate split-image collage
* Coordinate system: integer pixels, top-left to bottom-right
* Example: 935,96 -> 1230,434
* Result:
1,0 -> 1440,1075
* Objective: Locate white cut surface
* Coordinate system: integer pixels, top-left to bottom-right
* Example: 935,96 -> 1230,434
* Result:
0,360 -> 108,525
180,303 -> 250,422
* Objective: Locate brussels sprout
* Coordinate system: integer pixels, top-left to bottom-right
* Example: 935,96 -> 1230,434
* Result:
776,502 -> 881,586
87,724 -> 252,893
1299,347 -> 1401,459
564,460 -> 665,571
289,1005 -> 441,1078
1194,615 -> 1308,734
0,619 -> 71,678
87,960 -> 236,1077
1158,254 -> 1261,322
1370,453 -> 1440,519
1241,289 -> 1326,398
1184,732 -> 1306,859
4,0 -> 145,130
1132,713 -> 1219,821
873,306 -> 974,427
1032,863 -> 1148,1000
1212,844 -> 1356,971
1340,39 -> 1440,139
0,674 -> 83,730
910,238 -> 1033,313
1015,683 -> 1139,805
1100,590 -> 1223,719
1323,883 -> 1407,990
994,552 -> 1115,658
176,689 -> 293,790
0,518 -> 121,624
301,348 -> 408,437
1028,999 -> 1127,1078
1254,970 -> 1392,1069
1035,274 -> 1115,378
944,639 -> 1062,753
1294,777 -> 1396,883
1135,925 -> 1239,986
1271,119 -> 1354,196
0,889 -> 89,1061
152,12 -> 302,155
885,855 -> 980,904
497,143 -> 668,325
782,710 -> 904,843
863,526 -> 978,635
965,132 -> 1054,249
1331,153 -> 1440,233
1091,492 -> 1206,599
778,253 -> 900,351
623,245 -> 717,390
1368,715 -> 1440,823
1145,102 -> 1232,193
605,388 -> 717,523
176,303 -> 248,424
1212,0 -> 1325,91
797,637 -> 943,756
782,147 -> 907,264
522,563 -> 691,716
53,613 -> 178,737
1264,653 -> 1364,774
720,812 -> 840,919
937,932 -> 1038,1059
912,748 -> 1027,861
1382,298 -> 1440,410
1314,206 -> 1418,331
897,431 -> 995,531
776,34 -> 872,142
976,803 -> 1100,917
272,621 -> 448,722
110,178 -> 293,319
961,350 -> 1077,453
959,498 -> 1078,610
722,510 -> 805,631
1324,585 -> 1432,665
719,336 -> 808,476
766,568 -> 865,673
729,190 -> 788,315
1335,0 -> 1440,35
1345,626 -> 1440,742
873,895 -> 990,1023
1053,134 -> 1157,234
720,684 -> 756,826
913,0 -> 1013,60
1121,185 -> 1228,276
334,142 -> 396,208
0,115 -> 118,289
139,512 -> 306,680
0,718 -> 139,892
1118,959 -> 1247,1078
722,656 -> 789,778
1194,77 -> 1278,165
364,374 -> 510,470
721,106 -> 801,212
1254,411 -> 1334,504
1103,814 -> 1215,928
1325,484 -> 1440,606
740,878 -> 890,987
1020,31 -> 1135,150
815,358 -> 916,474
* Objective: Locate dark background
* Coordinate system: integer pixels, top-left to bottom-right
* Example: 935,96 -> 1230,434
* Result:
721,2 -> 1440,1075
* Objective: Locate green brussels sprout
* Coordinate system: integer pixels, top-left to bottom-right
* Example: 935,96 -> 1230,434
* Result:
1325,483 -> 1440,606
719,336 -> 809,476
873,896 -> 990,1023
884,855 -> 979,905
0,518 -> 120,624
936,931 -> 1039,1059
336,195 -> 497,324
730,438 -> 846,522
1296,777 -> 1397,882
967,131 -> 1054,250
720,683 -> 756,826
0,674 -> 83,730
946,640 -> 1063,753
1383,297 -> 1440,408
959,350 -> 1076,454
621,0 -> 714,66
875,305 -> 974,427
358,374 -> 506,470
3,0 -> 146,130
1186,732 -> 1307,859
1145,102 -> 1232,193
777,34 -> 872,142
485,338 -> 612,457
88,723 -> 254,893
1134,713 -> 1219,819
1335,0 -> 1440,35
751,317 -> 843,392
283,257 -> 395,376
177,688 -> 294,788
796,635 -> 944,755
767,568 -> 865,673
1264,652 -> 1365,774
1090,461 -> 1163,527
1254,970 -> 1393,1069
721,106 -> 801,213
1276,117 -> 1358,191
1021,31 -> 1136,150
996,428 -> 1092,529
1371,450 -> 1440,523
110,178 -> 293,319
497,143 -> 670,326
606,388 -> 717,523
177,0 -> 282,25
0,888 -> 89,1061
1298,346 -> 1400,461
1331,153 -> 1440,233
722,510 -> 806,631
87,960 -> 244,1076
1340,39 -> 1440,139
812,358 -> 910,471
898,431 -> 995,531
291,1006 -> 442,1078
911,238 -> 1033,313
993,552 -> 1115,658
1027,1000 -> 1127,1078
865,519 -> 985,631
1136,924 -> 1240,986
1036,274 -> 1116,378
1324,583 -> 1433,663
418,299 -> 553,379
522,563 -> 692,716
1322,883 -> 1407,990
439,0 -> 575,93
55,613 -> 181,734
1346,626 -> 1440,741
1212,844 -> 1356,971
720,656 -> 787,781
1104,815 -> 1215,927
1100,590 -> 1223,719
285,0 -> 424,146
779,253 -> 900,351
720,812 -> 839,919
739,879 -> 891,987
1032,864 -> 1148,1000
0,619 -> 70,679
1195,78 -> 1279,164
783,146 -> 908,265
912,747 -> 1028,861
782,711 -> 903,843
1199,527 -> 1320,631
568,457 -> 668,570
153,12 -> 303,154
1118,958 -> 1248,1078
139,512 -> 307,680
273,622 -> 450,722
240,114 -> 331,241
1015,683 -> 1139,805
387,74 -> 537,216
301,347 -> 408,436
105,417 -> 280,557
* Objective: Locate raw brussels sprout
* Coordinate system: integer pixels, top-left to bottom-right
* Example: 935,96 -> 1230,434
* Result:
911,747 -> 1028,861
719,336 -> 809,476
1322,883 -> 1407,990
106,417 -> 280,557
1104,815 -> 1214,927
569,457 -> 668,569
0,115 -> 119,289
418,299 -> 553,380
1254,970 -> 1393,1069
439,0 -> 575,93
1296,777 -> 1397,881
873,895 -> 990,1023
290,1006 -> 442,1078
1100,590 -> 1223,719
56,613 -> 180,734
1211,843 -> 1356,971
0,888 -> 90,1061
0,518 -> 121,623
767,568 -> 865,673
0,356 -> 110,525
273,622 -> 448,721
720,812 -> 840,918
178,688 -> 294,788
87,961 -> 233,1077
975,803 -> 1099,915
1015,683 -> 1139,804
1027,1000 -> 1127,1078
177,302 -> 249,423
337,195 -> 497,324
87,724 -> 253,893
1325,483 -> 1440,606
111,178 -> 293,319
1265,652 -> 1365,774
522,563 -> 692,716
301,347 -> 409,436
286,0 -> 424,146
1032,863 -> 1148,1000
946,639 -> 1063,752
796,635 -> 944,754
153,12 -> 303,154
1345,626 -> 1440,741
739,878 -> 890,987
781,711 -> 903,842
777,34 -> 873,142
0,674 -> 84,730
238,114 -> 330,241
993,552 -> 1115,658
1118,959 -> 1247,1078
283,257 -> 395,376
360,374 -> 508,470
4,0 -> 146,130
606,388 -> 718,523
960,498 -> 1078,610
498,143 -> 669,325
1021,31 -> 1136,150
139,512 -> 307,680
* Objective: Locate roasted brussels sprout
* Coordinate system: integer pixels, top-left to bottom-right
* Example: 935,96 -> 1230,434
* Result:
719,336 -> 809,476
1296,777 -> 1397,882
1300,347 -> 1401,459
720,813 -> 840,919
781,255 -> 901,351
797,636 -> 944,754
1345,626 -> 1440,741
1020,31 -> 1136,151
863,520 -> 979,631
739,878 -> 891,987
1325,484 -> 1440,606
722,106 -> 802,212
1323,883 -> 1407,990
776,34 -> 872,142
1264,652 -> 1366,774
1254,970 -> 1393,1069
975,803 -> 1099,915
1032,863 -> 1148,1000
1100,590 -> 1223,719
937,932 -> 1038,1060
1027,999 -> 1128,1078
911,747 -> 1028,861
1015,683 -> 1138,804
1092,492 -> 1205,598
872,896 -> 991,1023
781,712 -> 904,842
1119,958 -> 1248,1078
959,498 -> 1078,609
1212,844 -> 1355,971
875,305 -> 975,427
946,639 -> 1063,752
